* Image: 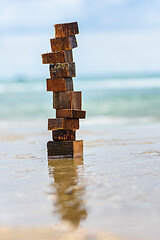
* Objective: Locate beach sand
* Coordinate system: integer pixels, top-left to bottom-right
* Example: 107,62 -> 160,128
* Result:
0,122 -> 160,240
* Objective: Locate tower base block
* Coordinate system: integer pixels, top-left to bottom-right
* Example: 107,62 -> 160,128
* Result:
47,140 -> 83,159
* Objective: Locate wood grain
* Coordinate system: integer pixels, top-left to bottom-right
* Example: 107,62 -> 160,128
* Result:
52,129 -> 75,141
54,22 -> 79,38
46,78 -> 73,91
53,91 -> 81,109
50,36 -> 77,52
47,140 -> 83,158
56,109 -> 86,119
48,118 -> 79,130
42,50 -> 73,64
50,62 -> 75,78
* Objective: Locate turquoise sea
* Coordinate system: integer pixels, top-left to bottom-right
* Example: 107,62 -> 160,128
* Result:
0,74 -> 160,125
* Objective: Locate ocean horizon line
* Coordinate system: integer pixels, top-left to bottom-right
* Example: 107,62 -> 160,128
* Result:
1,71 -> 160,82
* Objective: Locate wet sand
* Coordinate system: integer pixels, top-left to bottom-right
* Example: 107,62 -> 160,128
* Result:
0,224 -> 118,240
0,122 -> 160,240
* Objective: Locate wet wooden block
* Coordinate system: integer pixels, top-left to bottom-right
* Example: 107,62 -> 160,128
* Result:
42,50 -> 73,64
47,140 -> 83,159
52,129 -> 75,141
46,78 -> 73,91
50,62 -> 76,78
53,91 -> 81,109
54,22 -> 79,38
48,118 -> 79,130
50,36 -> 77,52
56,109 -> 86,119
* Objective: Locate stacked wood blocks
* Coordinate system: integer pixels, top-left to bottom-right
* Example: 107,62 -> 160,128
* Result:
42,22 -> 86,159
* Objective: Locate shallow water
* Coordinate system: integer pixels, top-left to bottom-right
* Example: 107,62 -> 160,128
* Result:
0,122 -> 160,240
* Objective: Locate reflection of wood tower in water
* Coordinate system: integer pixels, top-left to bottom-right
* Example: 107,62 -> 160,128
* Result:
48,158 -> 87,227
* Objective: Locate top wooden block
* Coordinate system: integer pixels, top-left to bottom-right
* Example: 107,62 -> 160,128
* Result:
54,22 -> 79,38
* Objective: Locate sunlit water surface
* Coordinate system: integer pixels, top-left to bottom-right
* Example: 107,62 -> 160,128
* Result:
0,122 -> 160,240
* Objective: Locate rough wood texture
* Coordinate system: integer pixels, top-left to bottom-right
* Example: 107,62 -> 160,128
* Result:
48,118 -> 79,130
54,22 -> 79,38
52,129 -> 75,141
53,91 -> 81,109
46,78 -> 73,91
50,36 -> 77,52
42,50 -> 73,64
47,140 -> 83,158
50,62 -> 75,78
56,109 -> 86,119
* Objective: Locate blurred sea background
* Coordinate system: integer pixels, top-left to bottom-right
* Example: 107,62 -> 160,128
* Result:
0,74 -> 160,126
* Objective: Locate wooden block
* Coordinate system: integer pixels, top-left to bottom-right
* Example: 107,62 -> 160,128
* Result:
48,118 -> 79,130
53,91 -> 81,109
52,129 -> 75,141
46,78 -> 73,91
50,36 -> 77,52
56,109 -> 86,119
42,50 -> 73,64
47,140 -> 83,158
50,62 -> 76,78
54,22 -> 79,38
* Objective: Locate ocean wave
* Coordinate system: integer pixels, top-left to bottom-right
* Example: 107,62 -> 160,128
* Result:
78,78 -> 160,90
0,82 -> 45,93
0,116 -> 159,128
1,77 -> 160,93
82,116 -> 160,126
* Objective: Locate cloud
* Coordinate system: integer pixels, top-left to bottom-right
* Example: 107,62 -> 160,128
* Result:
105,0 -> 127,3
0,30 -> 160,77
1,0 -> 160,77
77,30 -> 160,75
1,0 -> 160,34
0,6 -> 15,26
0,0 -> 83,31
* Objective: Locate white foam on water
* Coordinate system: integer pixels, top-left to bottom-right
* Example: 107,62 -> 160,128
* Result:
0,82 -> 44,93
82,116 -> 160,126
78,78 -> 160,90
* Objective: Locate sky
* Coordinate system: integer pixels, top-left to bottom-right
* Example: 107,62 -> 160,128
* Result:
1,0 -> 160,78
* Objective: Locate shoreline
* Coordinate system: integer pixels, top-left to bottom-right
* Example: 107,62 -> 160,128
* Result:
0,223 -> 120,240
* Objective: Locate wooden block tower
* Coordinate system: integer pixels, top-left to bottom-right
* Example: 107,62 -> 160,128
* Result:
42,22 -> 86,159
